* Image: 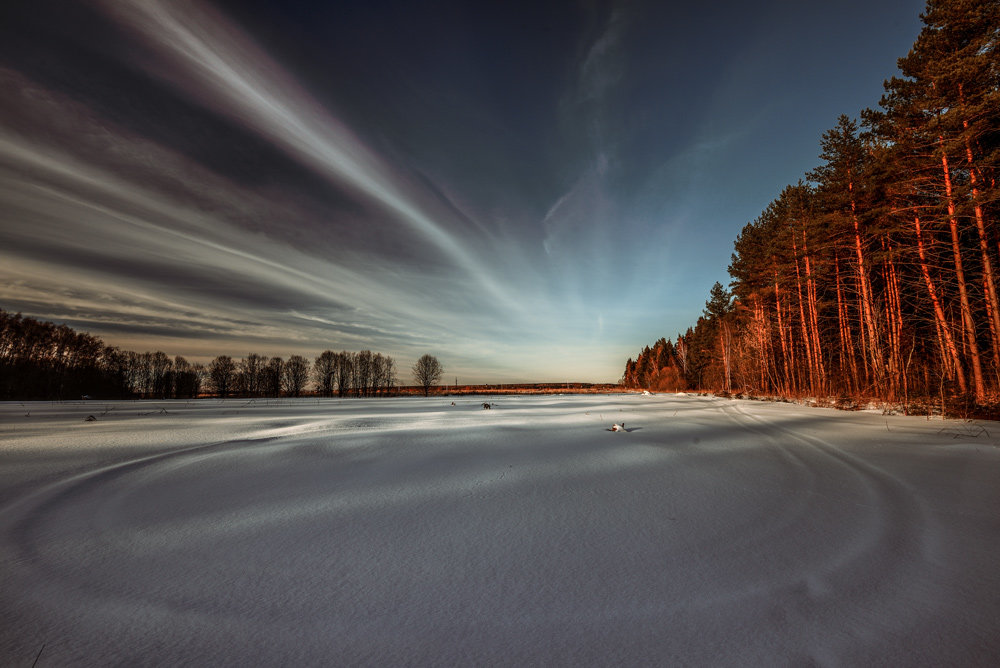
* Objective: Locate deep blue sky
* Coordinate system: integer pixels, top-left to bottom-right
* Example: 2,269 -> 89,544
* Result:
0,0 -> 925,382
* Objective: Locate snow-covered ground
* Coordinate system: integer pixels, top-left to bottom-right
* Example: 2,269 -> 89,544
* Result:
2,394 -> 999,665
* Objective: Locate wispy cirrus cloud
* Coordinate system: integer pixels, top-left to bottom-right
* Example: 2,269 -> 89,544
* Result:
97,0 -> 520,310
0,0 -> 926,382
0,66 -> 520,366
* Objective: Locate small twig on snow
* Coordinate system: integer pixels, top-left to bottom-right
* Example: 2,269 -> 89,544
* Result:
31,642 -> 45,668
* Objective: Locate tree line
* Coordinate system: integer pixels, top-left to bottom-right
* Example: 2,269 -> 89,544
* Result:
0,308 -> 438,400
625,0 -> 999,409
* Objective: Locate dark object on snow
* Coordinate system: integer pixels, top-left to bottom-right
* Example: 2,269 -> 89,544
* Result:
482,402 -> 492,409
84,415 -> 97,421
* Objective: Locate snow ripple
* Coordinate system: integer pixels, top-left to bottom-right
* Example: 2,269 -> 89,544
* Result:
2,396 -> 999,665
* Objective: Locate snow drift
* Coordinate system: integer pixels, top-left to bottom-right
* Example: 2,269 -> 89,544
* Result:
2,394 -> 999,665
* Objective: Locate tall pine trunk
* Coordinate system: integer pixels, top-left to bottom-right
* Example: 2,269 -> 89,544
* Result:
834,251 -> 858,393
803,229 -> 826,391
940,138 -> 985,400
792,229 -> 817,393
959,83 -> 1000,374
849,178 -> 882,392
881,236 -> 904,399
774,267 -> 792,394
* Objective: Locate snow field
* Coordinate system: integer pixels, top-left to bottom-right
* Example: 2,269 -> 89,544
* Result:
2,394 -> 999,665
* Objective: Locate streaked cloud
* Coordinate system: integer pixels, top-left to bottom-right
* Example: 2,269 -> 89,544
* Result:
99,0 -> 520,309
0,0 -> 927,381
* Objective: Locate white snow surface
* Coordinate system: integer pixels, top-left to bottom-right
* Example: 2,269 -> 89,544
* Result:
2,394 -> 999,665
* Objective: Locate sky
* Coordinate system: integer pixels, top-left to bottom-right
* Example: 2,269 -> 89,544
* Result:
0,0 -> 926,383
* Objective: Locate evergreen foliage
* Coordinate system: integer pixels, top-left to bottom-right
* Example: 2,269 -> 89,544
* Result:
623,0 -> 1000,407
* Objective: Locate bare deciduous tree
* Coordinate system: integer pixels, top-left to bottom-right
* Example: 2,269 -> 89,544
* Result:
412,354 -> 443,396
283,355 -> 310,397
265,356 -> 284,397
373,353 -> 397,396
314,351 -> 337,397
174,356 -> 203,398
238,353 -> 267,397
208,355 -> 236,398
335,351 -> 354,397
0,308 -> 401,401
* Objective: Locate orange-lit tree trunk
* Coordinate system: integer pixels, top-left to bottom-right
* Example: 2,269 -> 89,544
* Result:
914,214 -> 965,393
834,251 -> 858,393
719,323 -> 732,393
985,273 -> 1000,383
940,138 -> 986,401
753,295 -> 770,392
959,83 -> 1000,376
849,177 -> 882,391
803,229 -> 826,391
880,236 -> 904,399
791,228 -> 817,393
774,267 -> 791,394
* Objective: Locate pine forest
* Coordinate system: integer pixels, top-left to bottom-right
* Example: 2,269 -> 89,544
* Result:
623,0 -> 1000,414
